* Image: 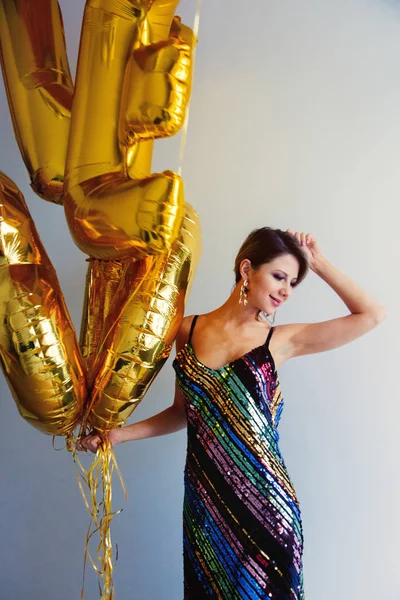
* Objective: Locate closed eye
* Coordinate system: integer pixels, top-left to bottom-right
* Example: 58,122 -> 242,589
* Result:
274,274 -> 296,287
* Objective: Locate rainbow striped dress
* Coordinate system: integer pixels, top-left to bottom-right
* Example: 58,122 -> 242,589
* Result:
172,315 -> 305,599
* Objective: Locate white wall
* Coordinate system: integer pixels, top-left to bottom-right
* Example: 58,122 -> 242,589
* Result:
0,1 -> 398,598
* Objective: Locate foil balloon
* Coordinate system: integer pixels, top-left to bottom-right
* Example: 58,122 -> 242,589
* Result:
82,204 -> 201,432
79,258 -> 131,374
0,0 -> 73,204
0,0 -> 200,441
0,172 -> 86,435
0,1 -> 201,596
119,17 -> 195,143
63,0 -> 196,260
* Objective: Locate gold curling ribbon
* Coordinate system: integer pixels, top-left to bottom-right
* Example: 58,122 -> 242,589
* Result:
72,436 -> 127,600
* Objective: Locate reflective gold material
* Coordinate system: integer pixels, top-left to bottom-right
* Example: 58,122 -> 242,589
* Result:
80,258 -> 133,375
0,172 -> 86,434
0,1 -> 201,594
63,0 -> 195,260
119,17 -> 195,143
0,0 -> 73,204
84,203 -> 201,431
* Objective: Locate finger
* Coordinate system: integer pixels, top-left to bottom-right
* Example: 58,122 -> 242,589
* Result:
83,436 -> 95,450
89,436 -> 101,453
80,436 -> 92,451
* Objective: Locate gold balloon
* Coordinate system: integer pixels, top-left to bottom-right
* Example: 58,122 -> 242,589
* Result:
0,0 -> 200,434
63,0 -> 195,260
0,172 -> 87,435
119,17 -> 195,143
0,1 -> 201,595
80,258 -> 132,375
0,0 -> 73,204
83,203 -> 201,432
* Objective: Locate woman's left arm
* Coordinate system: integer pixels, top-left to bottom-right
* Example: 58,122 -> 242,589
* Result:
280,231 -> 387,359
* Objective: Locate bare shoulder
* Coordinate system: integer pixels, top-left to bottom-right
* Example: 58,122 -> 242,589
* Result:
175,314 -> 196,353
269,324 -> 295,369
273,311 -> 387,363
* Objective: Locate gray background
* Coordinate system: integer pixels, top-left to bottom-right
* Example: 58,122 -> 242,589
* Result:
0,1 -> 399,598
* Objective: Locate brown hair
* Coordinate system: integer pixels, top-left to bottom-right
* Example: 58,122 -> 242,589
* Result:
234,227 -> 310,286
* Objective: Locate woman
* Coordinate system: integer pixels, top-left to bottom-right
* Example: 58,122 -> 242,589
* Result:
77,227 -> 387,599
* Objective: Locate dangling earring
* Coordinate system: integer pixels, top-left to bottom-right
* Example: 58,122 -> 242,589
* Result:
239,279 -> 249,305
258,310 -> 276,325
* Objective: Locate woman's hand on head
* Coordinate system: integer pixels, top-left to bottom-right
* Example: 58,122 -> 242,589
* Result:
76,427 -> 122,453
286,229 -> 322,270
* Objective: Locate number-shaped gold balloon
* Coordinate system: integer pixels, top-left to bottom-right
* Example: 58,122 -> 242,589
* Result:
64,0 -> 195,260
0,0 -> 73,203
84,205 -> 201,431
0,0 -> 201,435
0,172 -> 86,435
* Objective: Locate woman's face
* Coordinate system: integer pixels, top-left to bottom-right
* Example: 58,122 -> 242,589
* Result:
243,254 -> 300,314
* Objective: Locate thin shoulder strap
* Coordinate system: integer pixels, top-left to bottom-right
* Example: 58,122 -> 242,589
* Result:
188,315 -> 199,344
266,326 -> 274,347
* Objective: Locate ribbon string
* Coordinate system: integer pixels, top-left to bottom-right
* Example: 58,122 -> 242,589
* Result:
178,0 -> 202,177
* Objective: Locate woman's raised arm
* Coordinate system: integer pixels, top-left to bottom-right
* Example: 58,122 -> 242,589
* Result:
279,240 -> 387,361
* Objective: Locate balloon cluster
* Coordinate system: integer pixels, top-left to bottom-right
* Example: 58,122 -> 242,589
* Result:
0,0 -> 201,438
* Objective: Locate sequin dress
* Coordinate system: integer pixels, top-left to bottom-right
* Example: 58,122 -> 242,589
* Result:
172,315 -> 305,600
